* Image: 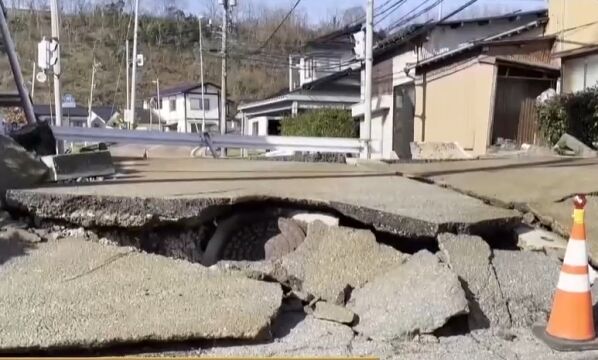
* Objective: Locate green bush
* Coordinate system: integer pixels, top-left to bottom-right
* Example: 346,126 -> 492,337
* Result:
536,86 -> 598,146
281,109 -> 357,138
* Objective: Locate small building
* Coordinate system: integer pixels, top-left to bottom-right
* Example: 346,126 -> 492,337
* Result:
353,10 -> 548,159
413,35 -> 559,155
238,24 -> 365,137
146,82 -> 230,133
239,69 -> 361,136
33,105 -> 120,128
547,0 -> 598,93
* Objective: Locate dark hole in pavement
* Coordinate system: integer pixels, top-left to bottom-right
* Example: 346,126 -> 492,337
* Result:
433,314 -> 470,338
480,227 -> 519,250
375,231 -> 439,254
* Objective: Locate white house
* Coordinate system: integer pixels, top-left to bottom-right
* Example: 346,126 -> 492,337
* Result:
353,9 -> 548,160
239,24 -> 366,137
146,82 -> 229,133
33,104 -> 119,128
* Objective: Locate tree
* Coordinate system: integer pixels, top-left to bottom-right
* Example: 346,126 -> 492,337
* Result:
281,109 -> 357,138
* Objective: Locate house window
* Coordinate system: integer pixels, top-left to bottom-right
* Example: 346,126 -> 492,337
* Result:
169,99 -> 176,112
190,98 -> 210,111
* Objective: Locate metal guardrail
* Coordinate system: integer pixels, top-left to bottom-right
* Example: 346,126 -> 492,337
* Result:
50,126 -> 364,155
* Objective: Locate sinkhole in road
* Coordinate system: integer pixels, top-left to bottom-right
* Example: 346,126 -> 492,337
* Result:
87,201 -> 443,267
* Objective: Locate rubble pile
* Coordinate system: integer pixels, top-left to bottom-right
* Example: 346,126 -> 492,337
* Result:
0,208 -> 593,359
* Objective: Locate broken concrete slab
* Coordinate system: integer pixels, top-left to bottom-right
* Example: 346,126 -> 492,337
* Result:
410,141 -> 473,161
312,301 -> 356,325
291,213 -> 339,227
196,314 -> 355,357
492,250 -> 561,327
41,151 -> 115,181
349,250 -> 468,341
437,233 -> 511,329
0,134 -> 47,195
0,237 -> 283,352
265,218 -> 306,260
554,133 -> 597,158
514,225 -> 567,252
5,158 -> 519,239
529,198 -> 598,266
0,227 -> 42,244
281,222 -> 407,304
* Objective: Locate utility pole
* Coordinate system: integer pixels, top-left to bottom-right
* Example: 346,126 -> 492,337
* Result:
130,0 -> 140,129
364,0 -> 373,159
125,39 -> 130,111
87,60 -> 98,128
152,78 -> 160,131
220,0 -> 228,136
50,0 -> 62,128
199,17 -> 206,133
50,0 -> 64,153
31,61 -> 36,98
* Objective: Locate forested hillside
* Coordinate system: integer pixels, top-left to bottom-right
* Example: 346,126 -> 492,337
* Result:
0,0 -> 359,109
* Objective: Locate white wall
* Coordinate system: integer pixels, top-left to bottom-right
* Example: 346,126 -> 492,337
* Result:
421,21 -> 544,59
562,54 -> 598,93
152,85 -> 222,133
247,117 -> 269,136
358,95 -> 395,160
357,16 -> 545,160
185,93 -> 220,120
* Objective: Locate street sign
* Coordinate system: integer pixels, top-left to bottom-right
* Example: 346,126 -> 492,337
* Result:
37,38 -> 51,70
36,72 -> 47,83
62,94 -> 76,108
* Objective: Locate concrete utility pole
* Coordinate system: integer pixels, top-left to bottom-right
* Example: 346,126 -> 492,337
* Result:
31,61 -> 36,98
220,0 -> 228,136
87,60 -> 98,128
50,0 -> 63,128
152,78 -> 160,131
126,39 -> 130,111
364,0 -> 374,159
199,17 -> 207,133
130,0 -> 140,128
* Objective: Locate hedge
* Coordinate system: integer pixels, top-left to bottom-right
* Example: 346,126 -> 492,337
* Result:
281,109 -> 357,138
536,86 -> 598,146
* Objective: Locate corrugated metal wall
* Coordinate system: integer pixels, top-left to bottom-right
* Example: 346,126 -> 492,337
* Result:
492,76 -> 553,145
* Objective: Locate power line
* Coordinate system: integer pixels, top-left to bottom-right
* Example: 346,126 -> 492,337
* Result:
386,0 -> 443,33
374,0 -> 408,26
257,0 -> 303,52
385,0 -> 481,50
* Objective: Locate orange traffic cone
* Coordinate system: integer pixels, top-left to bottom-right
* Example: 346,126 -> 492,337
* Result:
534,194 -> 598,351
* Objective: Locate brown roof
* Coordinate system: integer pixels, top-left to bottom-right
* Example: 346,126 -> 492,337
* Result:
552,45 -> 598,59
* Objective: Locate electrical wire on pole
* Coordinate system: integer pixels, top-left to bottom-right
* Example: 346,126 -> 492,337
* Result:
130,0 -> 140,129
220,0 -> 229,137
364,0 -> 374,159
199,16 -> 207,133
256,0 -> 302,52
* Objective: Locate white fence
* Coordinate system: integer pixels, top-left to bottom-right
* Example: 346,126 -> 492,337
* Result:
50,126 -> 364,155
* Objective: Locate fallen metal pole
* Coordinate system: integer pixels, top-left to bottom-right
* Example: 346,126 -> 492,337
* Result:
0,0 -> 37,125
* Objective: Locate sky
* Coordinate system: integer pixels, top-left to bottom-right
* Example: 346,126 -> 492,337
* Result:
183,0 -> 548,25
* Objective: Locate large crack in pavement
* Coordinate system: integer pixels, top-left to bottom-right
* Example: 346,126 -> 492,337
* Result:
5,188 -> 521,241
